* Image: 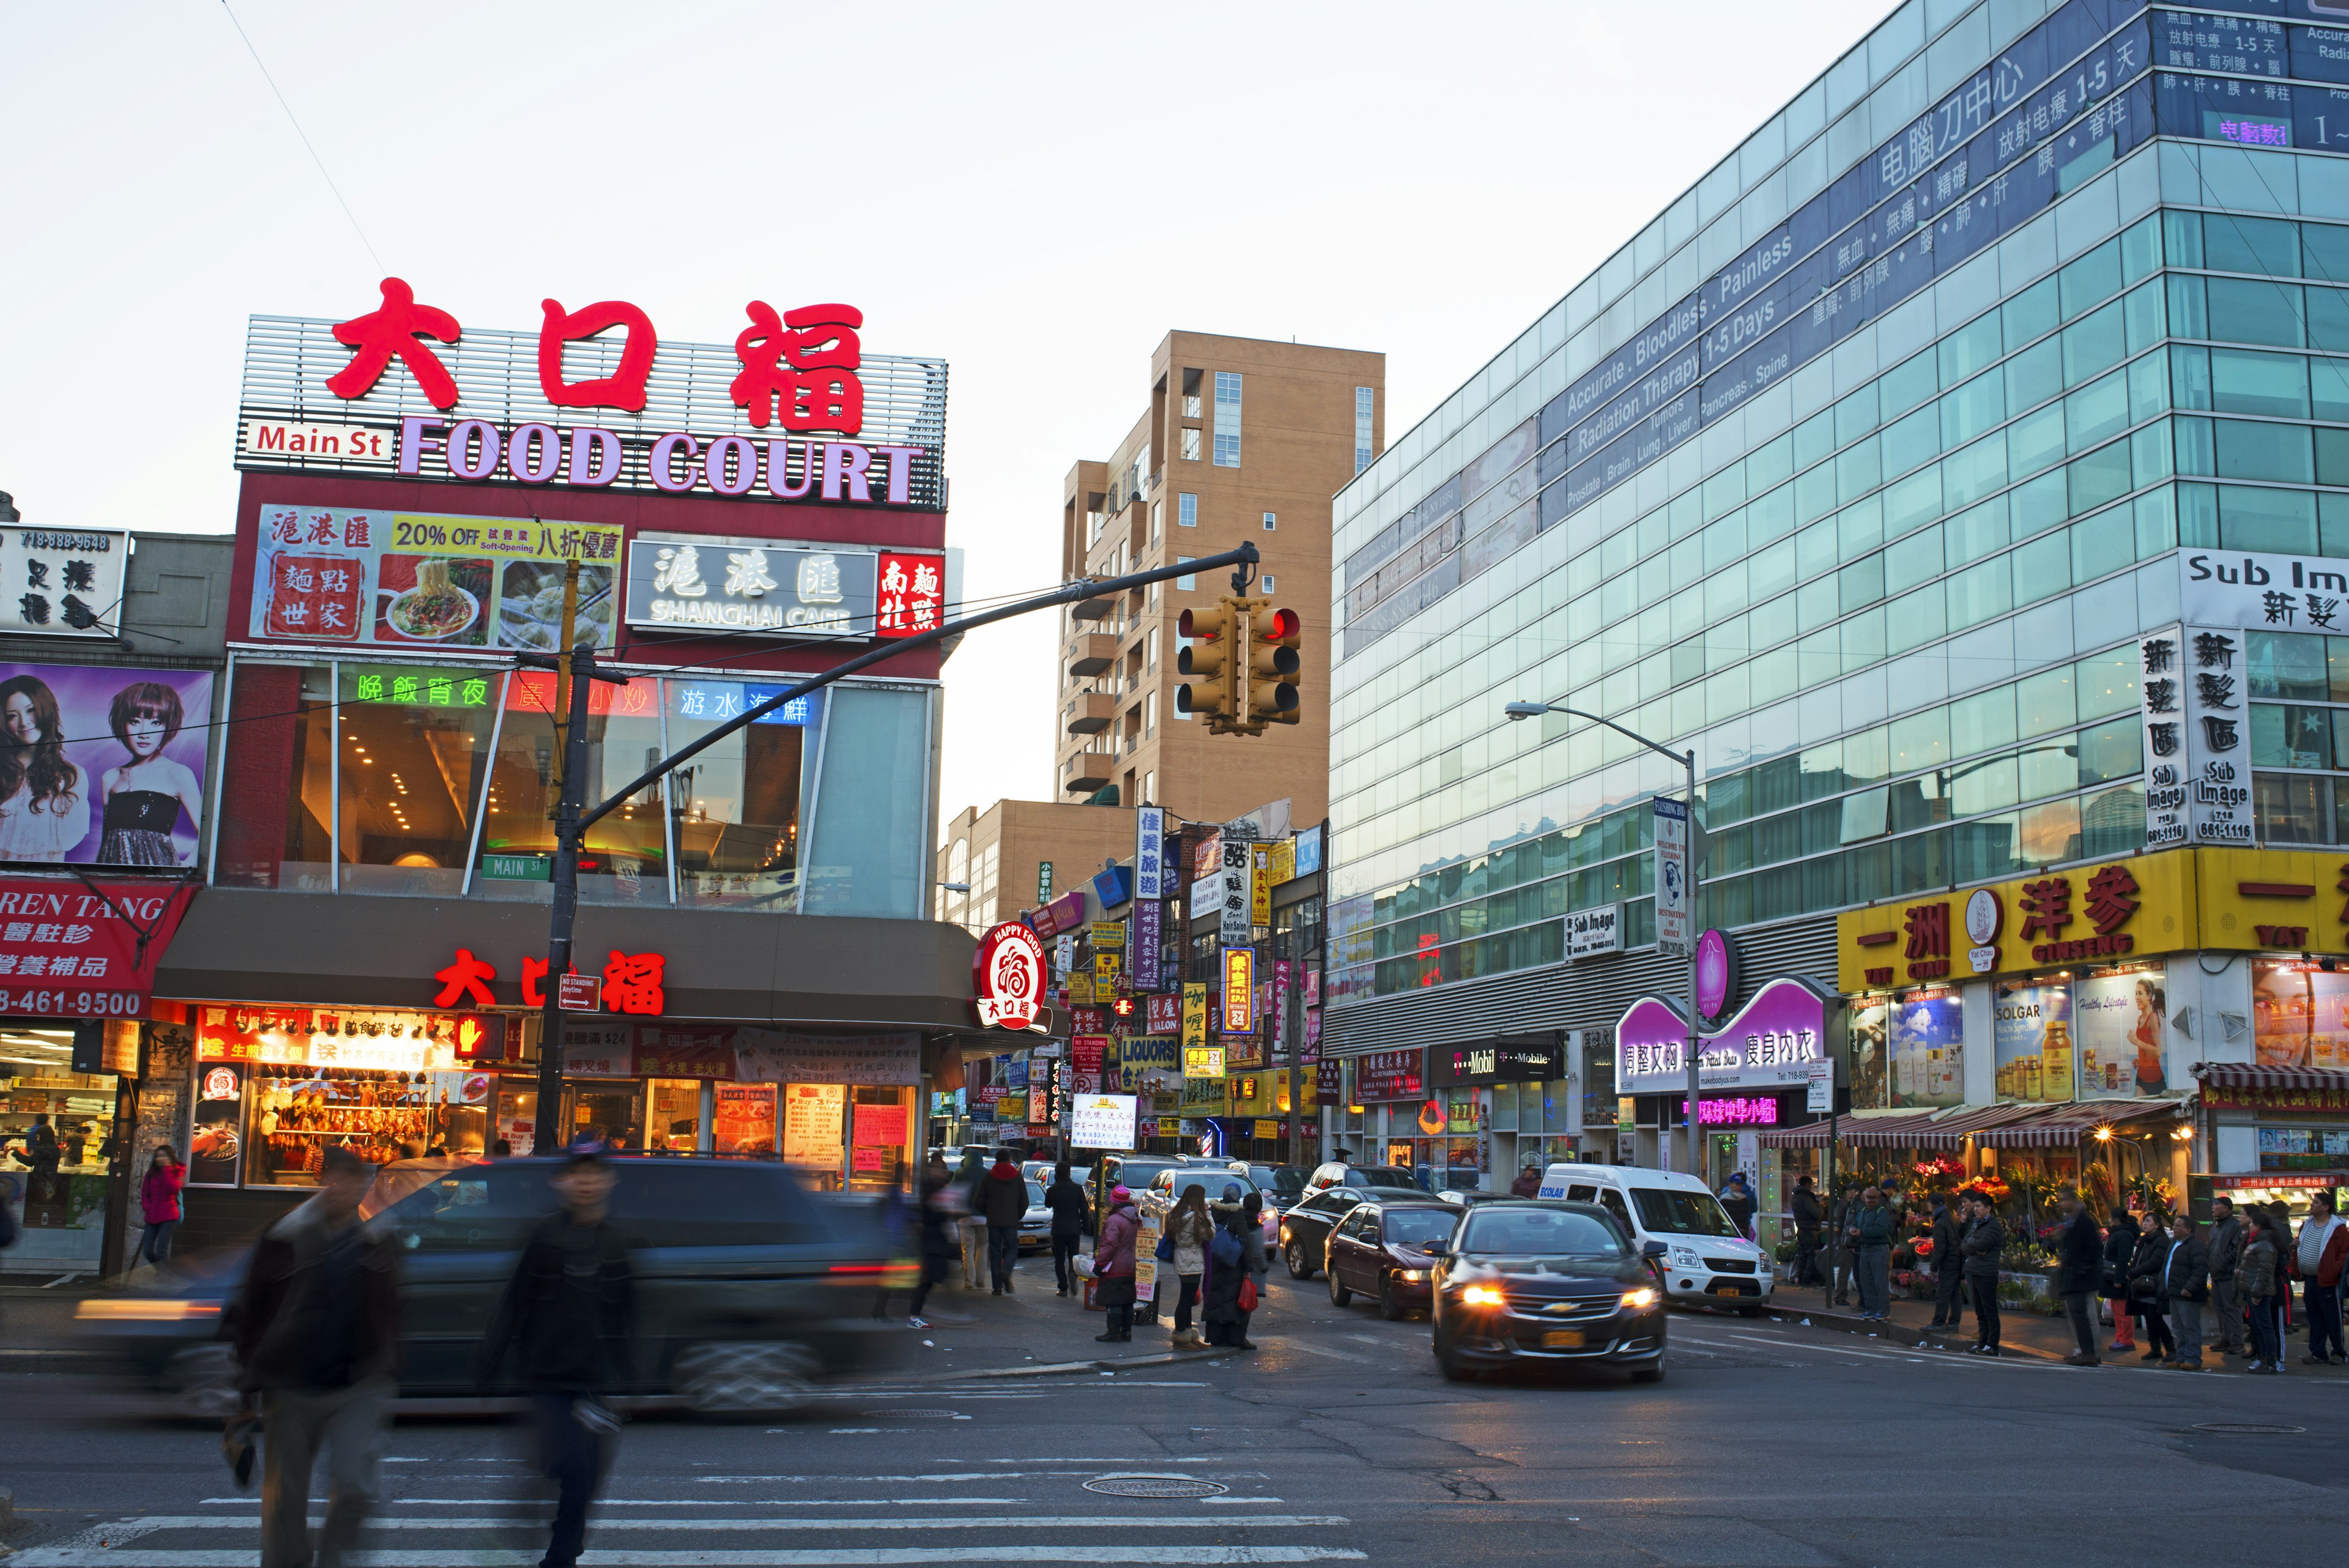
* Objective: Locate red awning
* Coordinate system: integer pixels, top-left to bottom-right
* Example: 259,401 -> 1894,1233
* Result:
1755,1111 -> 1940,1150
2194,1063 -> 2349,1093
1974,1098 -> 2184,1148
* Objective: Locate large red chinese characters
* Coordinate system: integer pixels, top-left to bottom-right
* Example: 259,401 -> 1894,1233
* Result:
730,302 -> 866,433
539,298 -> 658,412
328,278 -> 463,410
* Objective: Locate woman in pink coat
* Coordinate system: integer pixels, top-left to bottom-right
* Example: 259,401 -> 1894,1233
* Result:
138,1145 -> 185,1269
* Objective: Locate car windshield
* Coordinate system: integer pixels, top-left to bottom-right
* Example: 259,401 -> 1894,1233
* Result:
1382,1209 -> 1457,1249
1169,1173 -> 1259,1200
1352,1167 -> 1416,1187
1631,1187 -> 1742,1238
1250,1165 -> 1308,1195
1026,1181 -> 1046,1207
1460,1208 -> 1626,1256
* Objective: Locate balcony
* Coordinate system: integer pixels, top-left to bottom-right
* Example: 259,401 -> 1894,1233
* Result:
1069,633 -> 1117,677
1064,749 -> 1116,793
1071,595 -> 1115,623
1066,693 -> 1115,735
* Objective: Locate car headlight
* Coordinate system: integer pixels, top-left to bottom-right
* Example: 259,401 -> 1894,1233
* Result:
1620,1287 -> 1658,1310
1671,1248 -> 1700,1266
1459,1284 -> 1505,1307
1399,1269 -> 1427,1282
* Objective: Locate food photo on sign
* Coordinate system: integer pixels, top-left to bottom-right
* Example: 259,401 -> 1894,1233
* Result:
0,663 -> 211,866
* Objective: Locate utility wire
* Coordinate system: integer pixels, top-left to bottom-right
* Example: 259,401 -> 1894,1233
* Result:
218,1 -> 387,276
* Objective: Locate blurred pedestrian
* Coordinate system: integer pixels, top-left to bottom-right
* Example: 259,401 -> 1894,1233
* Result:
1961,1195 -> 2004,1356
2293,1192 -> 2347,1365
1846,1186 -> 1893,1320
1928,1193 -> 1965,1330
137,1144 -> 185,1273
1831,1180 -> 1864,1305
2256,1202 -> 2296,1369
1790,1176 -> 1824,1286
2239,1210 -> 2282,1373
953,1150 -> 987,1290
1093,1184 -> 1139,1342
1510,1161 -> 1543,1198
228,1145 -> 399,1568
2159,1211 -> 2211,1370
2101,1205 -> 2140,1353
1203,1184 -> 1267,1350
980,1151 -> 1025,1295
1717,1172 -> 1755,1238
477,1150 -> 634,1568
2126,1210 -> 2174,1362
908,1156 -> 956,1328
1044,1161 -> 1088,1297
2053,1185 -> 2102,1365
1164,1184 -> 1214,1348
2206,1196 -> 2245,1358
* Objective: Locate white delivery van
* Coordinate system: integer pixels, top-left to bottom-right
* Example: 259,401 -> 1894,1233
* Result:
1536,1163 -> 1773,1313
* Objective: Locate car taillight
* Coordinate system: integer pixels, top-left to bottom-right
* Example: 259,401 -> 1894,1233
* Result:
828,1263 -> 889,1276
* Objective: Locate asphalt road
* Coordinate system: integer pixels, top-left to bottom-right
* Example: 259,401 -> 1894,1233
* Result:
5,1266 -> 2345,1567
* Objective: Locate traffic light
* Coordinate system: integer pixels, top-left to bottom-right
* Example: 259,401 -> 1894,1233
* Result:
1246,604 -> 1301,727
1177,599 -> 1241,728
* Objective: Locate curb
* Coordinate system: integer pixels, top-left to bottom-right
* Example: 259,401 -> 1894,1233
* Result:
874,1347 -> 1242,1384
1766,1306 -> 2065,1362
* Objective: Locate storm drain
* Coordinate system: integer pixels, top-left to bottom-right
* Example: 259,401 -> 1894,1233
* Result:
867,1408 -> 962,1419
1084,1474 -> 1230,1499
2191,1422 -> 2306,1435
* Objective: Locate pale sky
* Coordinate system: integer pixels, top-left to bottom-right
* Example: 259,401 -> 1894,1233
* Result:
1,0 -> 1892,841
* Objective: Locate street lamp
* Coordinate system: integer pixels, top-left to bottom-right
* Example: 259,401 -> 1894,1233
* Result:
1504,700 -> 1702,1183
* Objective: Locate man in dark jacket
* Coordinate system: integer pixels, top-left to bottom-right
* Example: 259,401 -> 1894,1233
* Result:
2054,1185 -> 2104,1365
1847,1187 -> 1894,1320
2238,1216 -> 2283,1372
228,1145 -> 400,1568
1790,1178 -> 1824,1286
476,1151 -> 634,1568
1044,1162 -> 1088,1296
979,1153 -> 1028,1295
2206,1197 -> 2245,1358
1960,1196 -> 2006,1356
2158,1211 -> 2212,1370
1928,1195 -> 1966,1331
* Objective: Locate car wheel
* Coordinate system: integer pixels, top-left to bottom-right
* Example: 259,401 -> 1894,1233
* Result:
1286,1241 -> 1315,1280
1433,1326 -> 1470,1381
674,1342 -> 815,1419
1378,1273 -> 1406,1321
1631,1354 -> 1666,1384
166,1344 -> 242,1421
1328,1268 -> 1353,1307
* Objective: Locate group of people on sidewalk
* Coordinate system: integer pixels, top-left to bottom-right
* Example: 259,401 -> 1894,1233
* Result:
1784,1172 -> 2349,1372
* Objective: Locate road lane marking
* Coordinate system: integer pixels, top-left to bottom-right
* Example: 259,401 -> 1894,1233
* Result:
1274,1342 -> 1371,1363
67,1515 -> 1351,1534
10,1551 -> 1368,1567
202,1499 -> 1031,1509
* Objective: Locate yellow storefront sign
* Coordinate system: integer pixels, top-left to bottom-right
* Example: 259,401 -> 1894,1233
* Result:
1180,983 -> 1207,1052
1836,847 -> 2349,994
1069,973 -> 1096,1005
1253,1119 -> 1280,1142
1180,1075 -> 1228,1116
1251,844 -> 1272,925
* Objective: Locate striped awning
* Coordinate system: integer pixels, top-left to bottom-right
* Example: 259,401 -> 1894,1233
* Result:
1975,1098 -> 2184,1149
1902,1103 -> 2045,1148
1755,1110 -> 1940,1150
2194,1063 -> 2349,1092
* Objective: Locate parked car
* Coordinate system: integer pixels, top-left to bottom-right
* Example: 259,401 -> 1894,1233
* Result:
1085,1153 -> 1184,1231
1324,1200 -> 1458,1320
74,1156 -> 910,1418
1533,1163 -> 1772,1313
1240,1164 -> 1310,1213
1017,1180 -> 1055,1254
1274,1184 -> 1423,1279
1302,1161 -> 1422,1196
1429,1200 -> 1667,1383
1434,1189 -> 1516,1207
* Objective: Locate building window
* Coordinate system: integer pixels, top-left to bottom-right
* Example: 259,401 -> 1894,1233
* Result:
1178,493 -> 1198,528
1144,699 -> 1156,737
1261,574 -> 1276,591
1171,684 -> 1191,723
1176,555 -> 1197,590
1184,394 -> 1201,418
1146,626 -> 1160,669
1144,770 -> 1156,801
1150,501 -> 1162,541
1213,371 -> 1242,467
1181,428 -> 1201,462
1354,386 -> 1375,474
1088,505 -> 1104,540
1263,511 -> 1277,531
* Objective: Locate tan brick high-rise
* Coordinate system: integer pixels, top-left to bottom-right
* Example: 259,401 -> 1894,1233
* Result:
1053,331 -> 1382,826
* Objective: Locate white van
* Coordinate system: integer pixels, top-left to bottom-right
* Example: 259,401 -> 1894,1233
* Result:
1535,1163 -> 1772,1313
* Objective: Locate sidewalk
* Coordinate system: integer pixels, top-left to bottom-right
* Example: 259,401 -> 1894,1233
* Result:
883,1259 -> 1239,1380
1765,1280 -> 2349,1375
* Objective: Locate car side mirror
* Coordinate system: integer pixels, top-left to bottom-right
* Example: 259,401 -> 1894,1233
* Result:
1642,1240 -> 1669,1258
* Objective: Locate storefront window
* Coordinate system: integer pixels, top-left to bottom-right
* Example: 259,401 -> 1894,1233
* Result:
645,1078 -> 703,1152
1888,987 -> 1963,1107
801,685 -> 932,918
0,1027 -> 117,1272
1580,1031 -> 1614,1129
218,662 -> 333,890
2252,957 -> 2349,1069
2073,965 -> 2172,1097
567,1080 -> 644,1151
336,664 -> 499,897
1994,980 -> 2075,1102
666,680 -> 814,911
480,672 -> 669,905
2257,1126 -> 2349,1170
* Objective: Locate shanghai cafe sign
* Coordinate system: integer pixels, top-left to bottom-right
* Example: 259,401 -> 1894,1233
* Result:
238,280 -> 943,508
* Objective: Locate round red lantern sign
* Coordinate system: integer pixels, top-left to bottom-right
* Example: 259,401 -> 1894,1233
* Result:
973,921 -> 1047,1031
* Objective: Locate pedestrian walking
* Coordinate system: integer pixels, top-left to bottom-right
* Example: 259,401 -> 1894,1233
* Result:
1163,1185 -> 1214,1348
1961,1195 -> 2005,1356
907,1157 -> 956,1328
1510,1162 -> 1543,1198
2292,1192 -> 2347,1365
2238,1212 -> 2283,1373
1928,1194 -> 1965,1330
1203,1185 -> 1267,1350
953,1151 -> 989,1290
2126,1211 -> 2175,1362
979,1151 -> 1025,1295
1093,1184 -> 1140,1342
1846,1186 -> 1894,1320
1791,1176 -> 1824,1286
1044,1161 -> 1088,1296
137,1144 -> 186,1273
2206,1196 -> 2246,1358
1718,1173 -> 1755,1238
1831,1180 -> 1865,1304
475,1150 -> 635,1568
226,1145 -> 400,1568
2158,1211 -> 2211,1370
2052,1185 -> 2102,1365
2101,1206 -> 2140,1353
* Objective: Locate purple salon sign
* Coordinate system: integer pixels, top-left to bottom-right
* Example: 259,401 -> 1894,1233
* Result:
1616,976 -> 1830,1094
1694,928 -> 1735,1020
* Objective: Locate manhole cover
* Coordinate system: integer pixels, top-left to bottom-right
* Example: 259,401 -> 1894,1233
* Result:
2191,1422 -> 2306,1435
1083,1474 -> 1230,1499
867,1408 -> 960,1419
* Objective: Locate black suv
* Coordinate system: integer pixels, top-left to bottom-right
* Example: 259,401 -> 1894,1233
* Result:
77,1157 -> 908,1418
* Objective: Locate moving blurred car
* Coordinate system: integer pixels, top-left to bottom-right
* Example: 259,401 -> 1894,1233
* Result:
1324,1200 -> 1458,1320
1274,1184 -> 1423,1279
1430,1200 -> 1667,1383
75,1156 -> 910,1418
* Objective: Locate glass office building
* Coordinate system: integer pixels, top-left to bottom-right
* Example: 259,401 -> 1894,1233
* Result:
1323,0 -> 2349,1173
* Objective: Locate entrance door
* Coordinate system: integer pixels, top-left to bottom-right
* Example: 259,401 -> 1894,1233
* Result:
563,1083 -> 644,1152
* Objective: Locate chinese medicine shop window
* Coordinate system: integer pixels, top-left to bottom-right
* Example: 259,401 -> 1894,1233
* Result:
336,664 -> 498,896
478,670 -> 667,905
666,680 -> 815,910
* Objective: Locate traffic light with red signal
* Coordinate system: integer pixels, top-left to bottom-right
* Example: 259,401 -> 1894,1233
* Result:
1178,596 -> 1305,735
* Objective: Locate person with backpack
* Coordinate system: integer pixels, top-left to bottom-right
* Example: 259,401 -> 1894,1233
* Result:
1162,1186 -> 1215,1348
1201,1185 -> 1267,1350
979,1152 -> 1027,1295
1093,1184 -> 1140,1342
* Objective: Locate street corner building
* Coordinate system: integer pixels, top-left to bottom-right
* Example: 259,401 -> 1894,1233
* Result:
1312,0 -> 2349,1239
0,281 -> 1038,1269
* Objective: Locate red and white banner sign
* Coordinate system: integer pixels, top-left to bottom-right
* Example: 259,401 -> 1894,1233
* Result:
0,875 -> 198,1018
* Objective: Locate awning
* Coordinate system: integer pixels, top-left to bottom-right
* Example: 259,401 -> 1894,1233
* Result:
1755,1110 -> 1940,1150
1975,1098 -> 2185,1148
1902,1103 -> 2046,1148
2194,1063 -> 2349,1093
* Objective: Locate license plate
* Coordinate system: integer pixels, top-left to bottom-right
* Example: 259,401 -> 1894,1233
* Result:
1541,1329 -> 1584,1348
1713,1285 -> 1741,1298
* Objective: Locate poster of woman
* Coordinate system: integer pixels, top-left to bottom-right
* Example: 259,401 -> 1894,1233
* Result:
2074,970 -> 2170,1098
0,663 -> 210,866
